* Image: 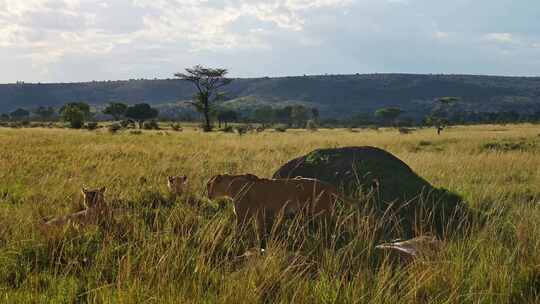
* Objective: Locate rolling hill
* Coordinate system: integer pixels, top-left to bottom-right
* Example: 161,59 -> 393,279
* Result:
1,74 -> 540,119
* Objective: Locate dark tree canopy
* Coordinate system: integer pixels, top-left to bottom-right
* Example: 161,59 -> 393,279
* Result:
59,102 -> 91,119
125,103 -> 159,128
103,102 -> 128,120
311,107 -> 320,120
175,65 -> 232,131
290,105 -> 310,127
33,106 -> 56,120
216,109 -> 238,128
374,107 -> 403,125
438,97 -> 460,104
252,106 -> 275,125
10,108 -> 30,120
59,103 -> 90,129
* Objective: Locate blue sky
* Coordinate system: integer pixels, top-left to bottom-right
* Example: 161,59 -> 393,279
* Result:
0,0 -> 539,83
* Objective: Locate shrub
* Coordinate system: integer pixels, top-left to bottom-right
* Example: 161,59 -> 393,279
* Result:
86,122 -> 99,130
170,123 -> 183,132
108,123 -> 122,134
129,130 -> 142,135
274,124 -> 287,132
143,120 -> 160,130
256,126 -> 265,133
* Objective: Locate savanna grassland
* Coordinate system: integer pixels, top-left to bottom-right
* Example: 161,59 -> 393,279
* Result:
1,124 -> 540,303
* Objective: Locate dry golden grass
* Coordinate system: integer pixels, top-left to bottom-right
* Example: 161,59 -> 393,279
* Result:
1,124 -> 539,303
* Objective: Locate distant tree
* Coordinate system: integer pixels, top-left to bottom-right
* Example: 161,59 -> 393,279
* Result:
252,106 -> 276,126
275,106 -> 294,126
59,103 -> 90,129
103,102 -> 128,120
175,65 -> 232,132
438,97 -> 460,105
348,112 -> 373,127
374,107 -> 403,126
59,103 -> 91,118
33,106 -> 55,121
291,105 -> 309,127
432,97 -> 459,134
216,109 -> 238,128
125,103 -> 159,128
9,108 -> 30,121
311,107 -> 320,121
0,113 -> 9,121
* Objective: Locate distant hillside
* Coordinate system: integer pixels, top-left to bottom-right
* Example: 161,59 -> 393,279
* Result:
1,74 -> 540,119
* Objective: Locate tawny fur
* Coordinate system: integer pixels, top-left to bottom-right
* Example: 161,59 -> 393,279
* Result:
167,175 -> 188,196
207,174 -> 341,228
38,187 -> 108,235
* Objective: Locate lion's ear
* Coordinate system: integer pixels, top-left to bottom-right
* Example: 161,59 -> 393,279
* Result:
99,187 -> 106,193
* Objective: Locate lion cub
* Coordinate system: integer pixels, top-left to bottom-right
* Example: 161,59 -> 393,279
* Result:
39,187 -> 107,233
81,187 -> 106,209
167,175 -> 188,196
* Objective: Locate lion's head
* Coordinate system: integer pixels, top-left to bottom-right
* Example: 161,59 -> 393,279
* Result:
207,174 -> 258,199
167,175 -> 188,195
81,187 -> 106,209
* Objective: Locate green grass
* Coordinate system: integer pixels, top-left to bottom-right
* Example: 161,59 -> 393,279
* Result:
1,124 -> 540,303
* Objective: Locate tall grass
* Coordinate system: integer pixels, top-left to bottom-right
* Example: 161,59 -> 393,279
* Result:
1,125 -> 540,303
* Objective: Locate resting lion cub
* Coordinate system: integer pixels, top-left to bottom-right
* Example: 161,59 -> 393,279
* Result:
207,174 -> 342,228
39,187 -> 108,233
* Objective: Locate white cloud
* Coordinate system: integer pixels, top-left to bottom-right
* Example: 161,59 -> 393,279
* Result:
1,0 -> 540,82
433,31 -> 449,40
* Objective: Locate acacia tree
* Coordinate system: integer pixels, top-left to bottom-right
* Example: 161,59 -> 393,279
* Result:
59,103 -> 90,129
175,65 -> 232,132
374,107 -> 403,126
432,97 -> 460,134
103,102 -> 128,120
125,103 -> 159,128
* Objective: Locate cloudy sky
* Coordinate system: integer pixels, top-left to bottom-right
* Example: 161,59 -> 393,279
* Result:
1,0 -> 539,83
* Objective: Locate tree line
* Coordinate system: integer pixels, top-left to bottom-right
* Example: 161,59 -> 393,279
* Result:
1,103 -> 160,129
3,65 -> 540,131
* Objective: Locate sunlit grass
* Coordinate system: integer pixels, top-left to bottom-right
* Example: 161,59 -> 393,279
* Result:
1,124 -> 540,303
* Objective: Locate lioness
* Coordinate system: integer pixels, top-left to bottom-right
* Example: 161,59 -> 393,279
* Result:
207,174 -> 342,228
167,175 -> 188,196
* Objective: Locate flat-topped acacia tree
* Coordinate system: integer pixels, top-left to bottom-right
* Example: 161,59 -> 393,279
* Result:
175,65 -> 232,132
